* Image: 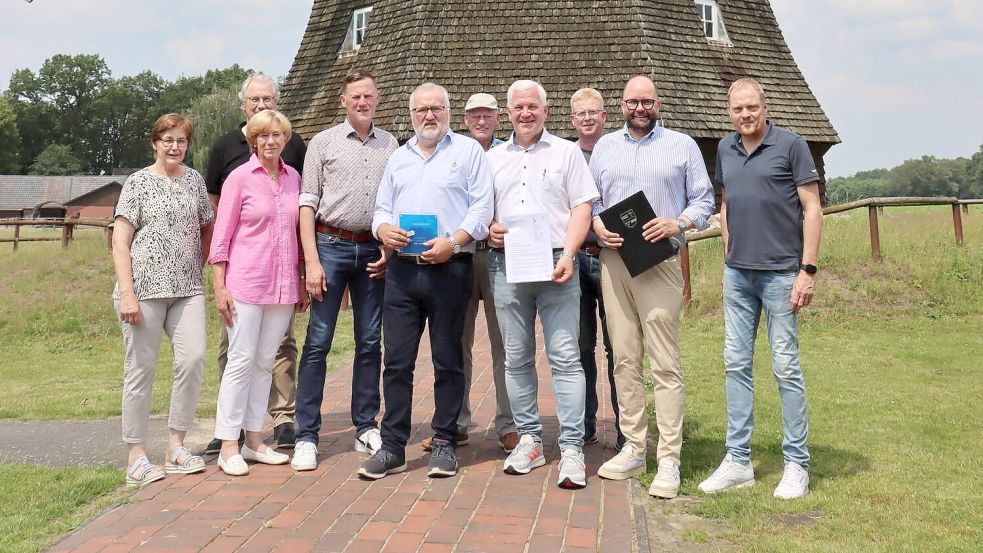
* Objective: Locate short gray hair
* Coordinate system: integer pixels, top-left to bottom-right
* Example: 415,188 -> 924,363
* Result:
409,82 -> 450,111
239,72 -> 280,103
507,80 -> 548,108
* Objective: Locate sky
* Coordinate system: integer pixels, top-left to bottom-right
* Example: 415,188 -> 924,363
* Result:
4,0 -> 982,178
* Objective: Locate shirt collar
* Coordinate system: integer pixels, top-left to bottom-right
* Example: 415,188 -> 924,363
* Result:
619,123 -> 660,144
407,129 -> 456,156
245,153 -> 285,174
507,128 -> 555,151
730,122 -> 776,153
341,118 -> 377,141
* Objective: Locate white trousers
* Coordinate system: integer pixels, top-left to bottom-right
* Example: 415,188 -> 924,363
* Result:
214,300 -> 294,440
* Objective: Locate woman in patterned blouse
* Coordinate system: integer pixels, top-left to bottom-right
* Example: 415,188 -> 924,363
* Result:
208,110 -> 309,476
111,113 -> 214,488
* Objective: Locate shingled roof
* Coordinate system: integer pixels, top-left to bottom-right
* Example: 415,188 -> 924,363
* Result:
280,0 -> 839,146
0,176 -> 123,211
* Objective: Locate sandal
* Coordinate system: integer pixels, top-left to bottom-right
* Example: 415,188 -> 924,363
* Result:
165,445 -> 206,474
126,456 -> 165,488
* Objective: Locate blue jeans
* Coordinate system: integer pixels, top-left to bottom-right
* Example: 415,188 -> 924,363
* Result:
488,250 -> 585,451
578,252 -> 624,448
296,234 -> 384,445
380,255 -> 473,454
723,266 -> 810,468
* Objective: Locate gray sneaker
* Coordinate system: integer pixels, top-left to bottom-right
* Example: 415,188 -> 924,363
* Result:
557,448 -> 587,489
503,434 -> 546,475
427,438 -> 458,478
356,449 -> 406,480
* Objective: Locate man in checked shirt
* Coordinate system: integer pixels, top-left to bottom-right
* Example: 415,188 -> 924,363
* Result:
290,70 -> 399,472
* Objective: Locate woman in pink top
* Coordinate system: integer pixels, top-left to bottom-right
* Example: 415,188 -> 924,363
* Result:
208,110 -> 309,476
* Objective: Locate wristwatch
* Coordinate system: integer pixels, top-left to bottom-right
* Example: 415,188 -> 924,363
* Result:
561,250 -> 576,261
449,236 -> 462,254
675,218 -> 687,234
800,263 -> 818,274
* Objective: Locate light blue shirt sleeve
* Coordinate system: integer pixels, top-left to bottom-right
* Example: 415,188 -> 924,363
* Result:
679,138 -> 715,230
371,156 -> 398,239
457,142 -> 493,241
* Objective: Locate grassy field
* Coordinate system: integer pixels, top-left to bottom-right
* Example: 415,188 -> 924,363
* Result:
0,206 -> 980,552
642,206 -> 983,551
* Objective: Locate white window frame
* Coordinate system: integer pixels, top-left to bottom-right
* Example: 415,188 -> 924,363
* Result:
694,0 -> 732,45
339,6 -> 373,55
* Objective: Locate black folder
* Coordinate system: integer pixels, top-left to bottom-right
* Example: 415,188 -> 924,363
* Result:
599,191 -> 677,277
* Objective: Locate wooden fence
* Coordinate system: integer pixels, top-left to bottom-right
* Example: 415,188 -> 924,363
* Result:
0,217 -> 112,251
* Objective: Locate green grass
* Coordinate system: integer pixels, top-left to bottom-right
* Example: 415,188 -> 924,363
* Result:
0,228 -> 355,419
642,206 -> 983,551
0,465 -> 122,553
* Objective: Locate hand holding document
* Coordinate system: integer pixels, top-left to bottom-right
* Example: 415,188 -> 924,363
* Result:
503,213 -> 553,283
398,213 -> 438,255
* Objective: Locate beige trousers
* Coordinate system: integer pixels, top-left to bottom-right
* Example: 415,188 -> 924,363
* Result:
600,249 -> 685,463
117,295 -> 207,444
218,313 -> 296,428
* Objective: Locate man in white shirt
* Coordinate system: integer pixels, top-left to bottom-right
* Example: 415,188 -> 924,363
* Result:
485,79 -> 599,489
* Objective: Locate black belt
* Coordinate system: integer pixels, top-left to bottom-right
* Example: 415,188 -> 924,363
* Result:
396,252 -> 473,266
475,240 -> 490,251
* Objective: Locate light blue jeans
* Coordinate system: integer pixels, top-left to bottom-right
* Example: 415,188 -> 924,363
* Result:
488,250 -> 585,451
723,266 -> 810,468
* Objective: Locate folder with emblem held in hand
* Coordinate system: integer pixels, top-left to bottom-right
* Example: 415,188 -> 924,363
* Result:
599,191 -> 678,277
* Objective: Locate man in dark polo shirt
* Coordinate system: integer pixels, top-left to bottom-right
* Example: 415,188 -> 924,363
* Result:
290,70 -> 399,472
203,72 -> 307,454
698,77 -> 823,500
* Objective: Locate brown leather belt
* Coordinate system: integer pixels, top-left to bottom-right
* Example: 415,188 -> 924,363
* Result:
315,223 -> 374,243
580,243 -> 602,256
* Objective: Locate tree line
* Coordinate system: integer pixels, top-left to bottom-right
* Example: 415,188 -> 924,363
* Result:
0,54 -> 249,176
826,147 -> 983,204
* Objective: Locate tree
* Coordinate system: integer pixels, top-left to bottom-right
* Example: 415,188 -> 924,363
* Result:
961,145 -> 983,199
0,97 -> 21,173
887,156 -> 959,198
158,64 -> 250,116
30,144 -> 82,175
184,85 -> 244,173
95,71 -> 166,171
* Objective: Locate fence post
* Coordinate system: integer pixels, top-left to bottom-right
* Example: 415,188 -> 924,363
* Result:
952,204 -> 964,246
681,245 -> 692,311
868,205 -> 881,261
61,223 -> 70,247
13,224 -> 19,251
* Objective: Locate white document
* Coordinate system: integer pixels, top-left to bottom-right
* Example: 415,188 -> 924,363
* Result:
504,213 -> 554,283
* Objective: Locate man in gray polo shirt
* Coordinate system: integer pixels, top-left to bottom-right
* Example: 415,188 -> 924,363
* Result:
698,77 -> 823,500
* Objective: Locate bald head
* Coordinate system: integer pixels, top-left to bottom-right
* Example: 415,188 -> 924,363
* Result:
621,76 -> 662,138
624,76 -> 658,100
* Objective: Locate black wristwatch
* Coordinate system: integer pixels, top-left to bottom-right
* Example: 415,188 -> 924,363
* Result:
799,263 -> 818,275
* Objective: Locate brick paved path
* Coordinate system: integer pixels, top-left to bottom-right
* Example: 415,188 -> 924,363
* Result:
50,314 -> 639,552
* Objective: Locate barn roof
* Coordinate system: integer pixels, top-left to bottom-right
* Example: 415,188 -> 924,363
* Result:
280,0 -> 839,145
0,176 -> 123,211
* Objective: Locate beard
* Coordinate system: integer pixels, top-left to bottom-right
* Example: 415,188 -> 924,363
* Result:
627,112 -> 657,134
415,121 -> 449,143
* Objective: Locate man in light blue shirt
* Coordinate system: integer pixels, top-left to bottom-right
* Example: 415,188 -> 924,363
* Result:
358,82 -> 494,481
591,76 -> 714,499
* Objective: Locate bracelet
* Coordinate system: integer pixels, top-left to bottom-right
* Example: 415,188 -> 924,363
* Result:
560,250 -> 576,261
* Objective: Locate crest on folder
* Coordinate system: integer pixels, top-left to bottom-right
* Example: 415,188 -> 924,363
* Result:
620,209 -> 637,229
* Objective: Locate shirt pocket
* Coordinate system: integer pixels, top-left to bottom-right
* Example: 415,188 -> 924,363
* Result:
542,171 -> 568,207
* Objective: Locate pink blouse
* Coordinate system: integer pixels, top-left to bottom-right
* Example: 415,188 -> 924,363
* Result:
208,154 -> 301,305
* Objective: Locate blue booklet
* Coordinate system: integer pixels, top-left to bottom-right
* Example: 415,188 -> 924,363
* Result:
398,213 -> 439,255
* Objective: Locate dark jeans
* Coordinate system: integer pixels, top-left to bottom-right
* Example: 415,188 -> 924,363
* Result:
380,255 -> 473,455
579,251 -> 625,448
296,233 -> 384,445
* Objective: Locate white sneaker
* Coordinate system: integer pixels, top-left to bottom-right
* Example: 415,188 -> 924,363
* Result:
773,462 -> 809,499
698,453 -> 755,494
217,454 -> 249,476
648,458 -> 680,498
291,441 -> 318,471
355,428 -> 383,455
597,444 -> 646,480
557,448 -> 587,489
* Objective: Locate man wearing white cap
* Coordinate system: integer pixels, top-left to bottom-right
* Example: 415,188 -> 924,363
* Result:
422,92 -> 519,453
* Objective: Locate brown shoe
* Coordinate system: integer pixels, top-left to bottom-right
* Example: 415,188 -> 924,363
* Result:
497,432 -> 520,452
421,433 -> 469,451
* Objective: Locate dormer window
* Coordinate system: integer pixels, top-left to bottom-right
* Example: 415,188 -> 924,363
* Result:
340,7 -> 372,55
694,0 -> 732,45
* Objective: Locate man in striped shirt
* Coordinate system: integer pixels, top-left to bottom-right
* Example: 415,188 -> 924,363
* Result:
590,76 -> 715,498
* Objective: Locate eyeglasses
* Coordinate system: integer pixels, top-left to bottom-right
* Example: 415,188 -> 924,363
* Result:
411,106 -> 447,116
159,138 -> 188,148
572,110 -> 604,120
257,132 -> 285,142
246,96 -> 276,106
623,99 -> 657,110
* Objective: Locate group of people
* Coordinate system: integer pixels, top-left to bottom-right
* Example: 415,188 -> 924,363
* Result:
111,69 -> 822,501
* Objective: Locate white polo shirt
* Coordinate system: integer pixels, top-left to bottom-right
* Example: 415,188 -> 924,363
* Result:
486,130 -> 599,249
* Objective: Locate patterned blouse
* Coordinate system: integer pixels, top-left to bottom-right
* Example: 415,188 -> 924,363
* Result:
113,166 -> 214,300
